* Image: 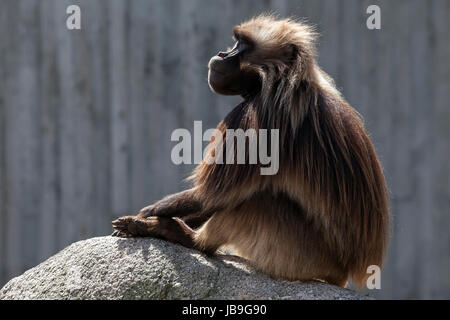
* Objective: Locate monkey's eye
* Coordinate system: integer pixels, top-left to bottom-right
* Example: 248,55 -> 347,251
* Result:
237,40 -> 248,52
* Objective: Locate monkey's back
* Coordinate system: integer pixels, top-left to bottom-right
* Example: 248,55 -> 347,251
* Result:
193,90 -> 390,287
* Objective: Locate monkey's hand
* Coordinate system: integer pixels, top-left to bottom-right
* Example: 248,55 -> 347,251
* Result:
112,216 -> 157,238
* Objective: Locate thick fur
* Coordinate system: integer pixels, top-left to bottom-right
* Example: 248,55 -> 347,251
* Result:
113,15 -> 390,288
193,15 -> 390,286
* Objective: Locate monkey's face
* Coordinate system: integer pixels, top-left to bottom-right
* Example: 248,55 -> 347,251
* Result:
208,28 -> 302,98
208,16 -> 318,98
208,37 -> 261,97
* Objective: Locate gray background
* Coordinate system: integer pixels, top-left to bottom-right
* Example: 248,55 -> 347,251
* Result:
0,0 -> 449,299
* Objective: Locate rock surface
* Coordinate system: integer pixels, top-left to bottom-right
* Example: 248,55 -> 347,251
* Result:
0,236 -> 369,300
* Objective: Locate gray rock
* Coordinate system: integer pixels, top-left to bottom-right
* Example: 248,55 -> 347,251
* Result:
0,236 -> 370,300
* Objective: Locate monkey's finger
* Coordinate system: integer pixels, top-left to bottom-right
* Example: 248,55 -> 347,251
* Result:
111,222 -> 125,232
112,216 -> 134,229
113,230 -> 132,238
111,230 -> 131,237
112,220 -> 123,228
111,230 -> 120,237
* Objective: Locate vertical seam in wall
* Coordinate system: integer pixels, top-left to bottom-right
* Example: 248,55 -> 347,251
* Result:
53,2 -> 62,251
0,38 -> 5,286
31,0 -> 43,272
125,3 -> 132,211
104,2 -> 112,222
0,1 -> 10,287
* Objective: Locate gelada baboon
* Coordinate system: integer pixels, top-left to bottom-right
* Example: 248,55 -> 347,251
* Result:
112,15 -> 390,287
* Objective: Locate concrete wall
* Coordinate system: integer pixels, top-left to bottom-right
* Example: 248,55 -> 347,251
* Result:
0,0 -> 449,298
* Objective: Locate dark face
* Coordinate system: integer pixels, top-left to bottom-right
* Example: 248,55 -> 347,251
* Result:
208,39 -> 260,97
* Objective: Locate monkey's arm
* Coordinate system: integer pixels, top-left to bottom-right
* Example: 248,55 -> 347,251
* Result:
111,187 -> 216,249
136,188 -> 203,218
136,188 -> 216,230
112,187 -> 218,234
